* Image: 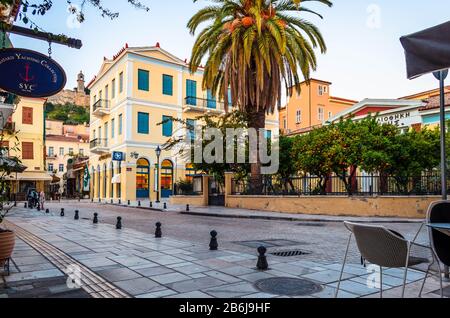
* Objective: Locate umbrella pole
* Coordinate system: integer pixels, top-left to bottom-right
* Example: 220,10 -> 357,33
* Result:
437,70 -> 450,279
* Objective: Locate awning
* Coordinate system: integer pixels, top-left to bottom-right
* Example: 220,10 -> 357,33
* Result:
8,171 -> 53,182
111,174 -> 121,184
0,156 -> 27,173
400,21 -> 450,79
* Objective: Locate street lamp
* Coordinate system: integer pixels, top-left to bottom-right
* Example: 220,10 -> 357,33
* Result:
155,146 -> 161,203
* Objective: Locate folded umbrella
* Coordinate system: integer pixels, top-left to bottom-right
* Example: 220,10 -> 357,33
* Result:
400,21 -> 450,79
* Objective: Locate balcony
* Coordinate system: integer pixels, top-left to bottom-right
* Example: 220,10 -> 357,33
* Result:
92,99 -> 110,117
183,97 -> 225,114
47,154 -> 57,160
90,138 -> 109,154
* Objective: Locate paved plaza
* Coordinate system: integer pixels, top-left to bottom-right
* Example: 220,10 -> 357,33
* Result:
0,202 -> 448,298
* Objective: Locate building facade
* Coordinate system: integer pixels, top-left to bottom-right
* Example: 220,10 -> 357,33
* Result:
279,79 -> 357,135
88,43 -> 279,202
3,97 -> 51,200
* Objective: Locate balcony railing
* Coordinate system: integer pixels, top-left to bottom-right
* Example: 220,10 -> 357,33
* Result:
47,154 -> 57,160
90,138 -> 109,154
184,97 -> 224,112
92,99 -> 110,117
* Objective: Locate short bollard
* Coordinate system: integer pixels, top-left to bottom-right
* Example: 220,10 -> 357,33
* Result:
93,213 -> 99,224
257,246 -> 269,271
155,222 -> 162,238
128,200 -> 131,206
138,201 -> 141,207
111,199 -> 113,204
163,203 -> 167,210
74,210 -> 79,220
91,198 -> 94,203
99,198 -> 101,203
186,204 -> 190,212
24,203 -> 27,208
209,230 -> 218,251
37,205 -> 41,212
45,209 -> 49,214
150,201 -> 153,208
118,199 -> 121,205
116,217 -> 122,230
60,208 -> 65,217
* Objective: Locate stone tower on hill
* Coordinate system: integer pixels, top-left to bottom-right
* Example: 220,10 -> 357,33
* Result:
47,71 -> 90,108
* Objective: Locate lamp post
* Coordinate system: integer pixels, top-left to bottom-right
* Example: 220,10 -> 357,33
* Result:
155,146 -> 161,203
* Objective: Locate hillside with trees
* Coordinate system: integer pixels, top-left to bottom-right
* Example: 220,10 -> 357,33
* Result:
45,102 -> 89,125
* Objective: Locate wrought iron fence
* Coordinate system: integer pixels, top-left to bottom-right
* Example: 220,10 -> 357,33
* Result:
231,173 -> 447,196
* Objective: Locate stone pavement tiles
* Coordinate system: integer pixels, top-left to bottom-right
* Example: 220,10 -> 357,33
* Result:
4,207 -> 447,298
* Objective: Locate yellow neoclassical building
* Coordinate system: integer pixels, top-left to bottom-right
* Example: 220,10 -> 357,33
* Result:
2,97 -> 52,200
88,43 -> 279,202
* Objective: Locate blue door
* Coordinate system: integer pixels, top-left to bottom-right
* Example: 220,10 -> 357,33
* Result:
186,80 -> 197,106
136,159 -> 150,198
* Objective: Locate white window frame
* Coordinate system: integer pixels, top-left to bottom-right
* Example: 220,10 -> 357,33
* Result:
296,110 -> 302,124
318,106 -> 325,121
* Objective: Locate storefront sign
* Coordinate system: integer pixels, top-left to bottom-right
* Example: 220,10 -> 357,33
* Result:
112,151 -> 125,161
376,111 -> 418,127
0,48 -> 66,98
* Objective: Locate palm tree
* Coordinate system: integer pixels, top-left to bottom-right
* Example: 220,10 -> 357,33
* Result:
188,0 -> 332,187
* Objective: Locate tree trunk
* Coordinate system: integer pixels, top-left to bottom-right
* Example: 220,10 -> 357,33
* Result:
248,108 -> 266,194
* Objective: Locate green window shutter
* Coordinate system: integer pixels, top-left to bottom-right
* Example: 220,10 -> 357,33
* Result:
163,75 -> 173,95
138,112 -> 150,134
187,119 -> 196,141
207,90 -> 216,109
138,69 -> 150,91
162,116 -> 173,137
186,80 -> 197,105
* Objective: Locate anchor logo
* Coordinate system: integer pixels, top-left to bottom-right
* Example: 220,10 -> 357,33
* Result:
19,64 -> 35,83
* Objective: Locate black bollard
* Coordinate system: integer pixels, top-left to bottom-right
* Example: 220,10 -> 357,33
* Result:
24,202 -> 27,208
37,205 -> 41,212
93,213 -> 99,224
116,217 -> 122,230
45,209 -> 49,214
91,198 -> 94,203
209,230 -> 218,251
257,246 -> 269,271
163,202 -> 167,210
74,210 -> 79,220
99,198 -> 101,203
186,204 -> 190,212
150,201 -> 153,208
138,201 -> 141,207
118,199 -> 121,205
60,208 -> 65,217
155,222 -> 162,238
128,200 -> 130,206
111,199 -> 113,204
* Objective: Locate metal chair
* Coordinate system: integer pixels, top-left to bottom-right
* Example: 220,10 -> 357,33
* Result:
335,222 -> 442,298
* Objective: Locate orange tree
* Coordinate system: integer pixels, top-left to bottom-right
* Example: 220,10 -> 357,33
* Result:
188,0 -> 332,187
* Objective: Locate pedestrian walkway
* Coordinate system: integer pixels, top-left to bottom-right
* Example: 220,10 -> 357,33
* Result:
1,206 -> 446,298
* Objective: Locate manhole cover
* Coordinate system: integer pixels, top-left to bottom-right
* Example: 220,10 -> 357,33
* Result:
271,250 -> 310,257
234,239 -> 306,248
254,277 -> 323,296
297,222 -> 326,227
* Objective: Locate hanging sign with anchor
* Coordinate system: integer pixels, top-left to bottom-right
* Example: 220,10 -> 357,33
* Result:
0,48 -> 66,98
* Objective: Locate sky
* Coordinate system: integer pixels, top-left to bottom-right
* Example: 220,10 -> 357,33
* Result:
9,0 -> 450,102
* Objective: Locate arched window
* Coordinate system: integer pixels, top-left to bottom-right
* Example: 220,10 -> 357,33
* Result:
161,160 -> 174,198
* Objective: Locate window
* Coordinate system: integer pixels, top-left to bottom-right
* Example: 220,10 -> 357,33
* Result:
59,164 -> 64,172
93,129 -> 96,140
69,148 -> 74,155
111,118 -> 115,138
104,122 -> 109,143
112,79 -> 116,99
22,107 -> 33,125
186,79 -> 197,105
296,110 -> 302,123
318,107 -> 324,121
138,69 -> 150,91
162,74 -> 173,96
283,117 -> 287,129
162,116 -> 173,137
119,72 -> 124,93
328,111 -> 333,119
137,112 -> 149,134
206,90 -> 216,109
105,84 -> 109,101
99,90 -> 103,100
264,130 -> 272,140
98,126 -> 102,140
22,142 -> 33,160
323,86 -> 328,94
118,114 -> 123,135
48,164 -> 54,172
59,147 -> 64,156
48,147 -> 54,157
93,95 -> 97,103
1,141 -> 9,157
79,149 -> 84,156
318,85 -> 323,96
187,119 -> 196,141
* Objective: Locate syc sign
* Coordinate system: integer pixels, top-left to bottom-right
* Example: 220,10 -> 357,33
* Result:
0,48 -> 66,98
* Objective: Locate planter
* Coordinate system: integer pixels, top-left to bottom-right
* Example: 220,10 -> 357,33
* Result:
0,230 -> 15,270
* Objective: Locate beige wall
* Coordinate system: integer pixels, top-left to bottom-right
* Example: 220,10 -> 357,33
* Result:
226,195 -> 438,219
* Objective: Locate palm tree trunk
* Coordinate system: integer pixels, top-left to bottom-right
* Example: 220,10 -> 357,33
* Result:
248,108 -> 266,194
